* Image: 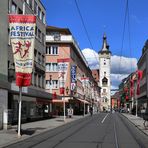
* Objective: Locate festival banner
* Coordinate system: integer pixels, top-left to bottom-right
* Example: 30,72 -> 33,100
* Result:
57,58 -> 70,94
9,15 -> 36,86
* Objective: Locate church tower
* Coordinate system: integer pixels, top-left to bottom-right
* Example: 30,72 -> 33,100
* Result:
98,34 -> 111,111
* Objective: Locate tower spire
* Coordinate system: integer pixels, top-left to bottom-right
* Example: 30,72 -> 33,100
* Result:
102,33 -> 107,50
98,33 -> 111,54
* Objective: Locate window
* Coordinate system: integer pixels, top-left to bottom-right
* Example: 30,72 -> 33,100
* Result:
8,29 -> 10,45
46,80 -> 59,89
18,8 -> 23,14
42,12 -> 45,24
38,75 -> 41,87
34,49 -> 37,62
34,1 -> 37,14
34,73 -> 37,86
29,0 -> 32,9
38,52 -> 41,64
42,33 -> 45,44
11,1 -> 17,14
38,7 -> 41,19
35,26 -> 38,37
38,29 -> 41,40
52,80 -> 58,89
42,76 -> 45,88
46,63 -> 58,72
42,55 -> 45,65
102,77 -> 108,86
46,46 -> 58,55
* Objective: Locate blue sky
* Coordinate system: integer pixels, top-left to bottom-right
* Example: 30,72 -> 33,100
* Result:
41,0 -> 148,88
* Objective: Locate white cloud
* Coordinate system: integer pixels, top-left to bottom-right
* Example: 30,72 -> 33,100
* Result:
82,48 -> 99,69
82,48 -> 138,89
111,55 -> 137,74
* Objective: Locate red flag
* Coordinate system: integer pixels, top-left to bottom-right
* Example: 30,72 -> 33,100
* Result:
136,70 -> 143,95
130,79 -> 134,97
136,82 -> 140,95
137,70 -> 143,80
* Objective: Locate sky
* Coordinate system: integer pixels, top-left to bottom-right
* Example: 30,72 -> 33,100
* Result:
41,0 -> 148,89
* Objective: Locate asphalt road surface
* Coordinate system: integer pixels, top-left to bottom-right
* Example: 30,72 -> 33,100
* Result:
5,112 -> 148,148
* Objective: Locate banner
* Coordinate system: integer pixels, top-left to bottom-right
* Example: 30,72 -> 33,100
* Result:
71,65 -> 77,90
57,58 -> 70,94
9,15 -> 36,86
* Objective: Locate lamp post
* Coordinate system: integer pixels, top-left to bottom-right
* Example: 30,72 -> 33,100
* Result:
82,75 -> 86,116
66,86 -> 69,95
49,75 -> 52,94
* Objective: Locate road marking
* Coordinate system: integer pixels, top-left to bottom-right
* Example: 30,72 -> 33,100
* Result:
101,113 -> 109,123
114,121 -> 119,148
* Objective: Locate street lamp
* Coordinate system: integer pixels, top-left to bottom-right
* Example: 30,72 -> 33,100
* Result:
66,86 -> 69,95
49,75 -> 52,94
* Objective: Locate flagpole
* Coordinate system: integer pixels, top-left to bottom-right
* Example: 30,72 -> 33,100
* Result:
18,0 -> 25,138
18,87 -> 22,137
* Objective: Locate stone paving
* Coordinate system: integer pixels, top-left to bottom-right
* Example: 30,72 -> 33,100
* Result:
122,113 -> 148,136
0,113 -> 147,148
0,115 -> 83,148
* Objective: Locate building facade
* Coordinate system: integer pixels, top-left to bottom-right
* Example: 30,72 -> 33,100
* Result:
137,40 -> 148,112
45,26 -> 101,115
0,0 -> 51,129
98,34 -> 111,111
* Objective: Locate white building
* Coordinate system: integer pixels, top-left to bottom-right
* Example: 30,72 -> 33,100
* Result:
98,34 -> 112,111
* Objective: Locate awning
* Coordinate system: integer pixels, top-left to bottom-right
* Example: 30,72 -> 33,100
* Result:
77,98 -> 90,104
51,99 -> 69,103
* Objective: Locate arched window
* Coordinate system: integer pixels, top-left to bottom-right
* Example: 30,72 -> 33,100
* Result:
102,77 -> 108,86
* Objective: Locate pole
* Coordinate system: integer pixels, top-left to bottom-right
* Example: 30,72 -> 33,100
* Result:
18,87 -> 22,138
17,1 -> 25,138
23,1 -> 25,15
83,79 -> 85,116
63,94 -> 65,122
84,95 -> 85,116
135,92 -> 138,117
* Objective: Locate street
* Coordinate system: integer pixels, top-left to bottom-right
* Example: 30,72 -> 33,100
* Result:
5,113 -> 148,148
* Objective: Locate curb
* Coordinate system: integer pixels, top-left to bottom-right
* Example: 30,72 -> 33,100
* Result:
121,113 -> 148,137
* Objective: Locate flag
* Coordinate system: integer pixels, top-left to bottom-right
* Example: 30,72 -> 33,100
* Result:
57,58 -> 70,94
130,79 -> 134,97
9,15 -> 36,86
136,70 -> 143,95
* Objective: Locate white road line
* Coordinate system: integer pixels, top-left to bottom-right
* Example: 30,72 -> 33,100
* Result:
101,113 -> 109,123
114,121 -> 119,148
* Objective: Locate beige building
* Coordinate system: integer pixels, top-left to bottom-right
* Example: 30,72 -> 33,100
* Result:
45,26 -> 100,115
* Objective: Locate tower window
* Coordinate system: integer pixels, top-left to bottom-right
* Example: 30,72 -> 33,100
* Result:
102,77 -> 108,86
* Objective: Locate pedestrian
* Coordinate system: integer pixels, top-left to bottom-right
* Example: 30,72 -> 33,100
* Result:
90,107 -> 93,116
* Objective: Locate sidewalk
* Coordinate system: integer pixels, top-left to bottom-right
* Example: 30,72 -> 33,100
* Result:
122,113 -> 148,136
0,115 -> 83,148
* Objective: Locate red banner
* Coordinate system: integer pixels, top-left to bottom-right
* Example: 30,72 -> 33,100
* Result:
9,15 -> 36,86
57,58 -> 70,94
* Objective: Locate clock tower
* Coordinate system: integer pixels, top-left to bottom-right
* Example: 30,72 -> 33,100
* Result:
98,34 -> 111,111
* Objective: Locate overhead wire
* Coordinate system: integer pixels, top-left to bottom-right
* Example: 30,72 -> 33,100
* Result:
118,0 -> 128,78
127,0 -> 133,73
74,0 -> 100,69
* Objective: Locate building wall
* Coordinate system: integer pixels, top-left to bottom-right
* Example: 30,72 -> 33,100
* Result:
45,26 -> 101,114
0,0 -> 51,128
